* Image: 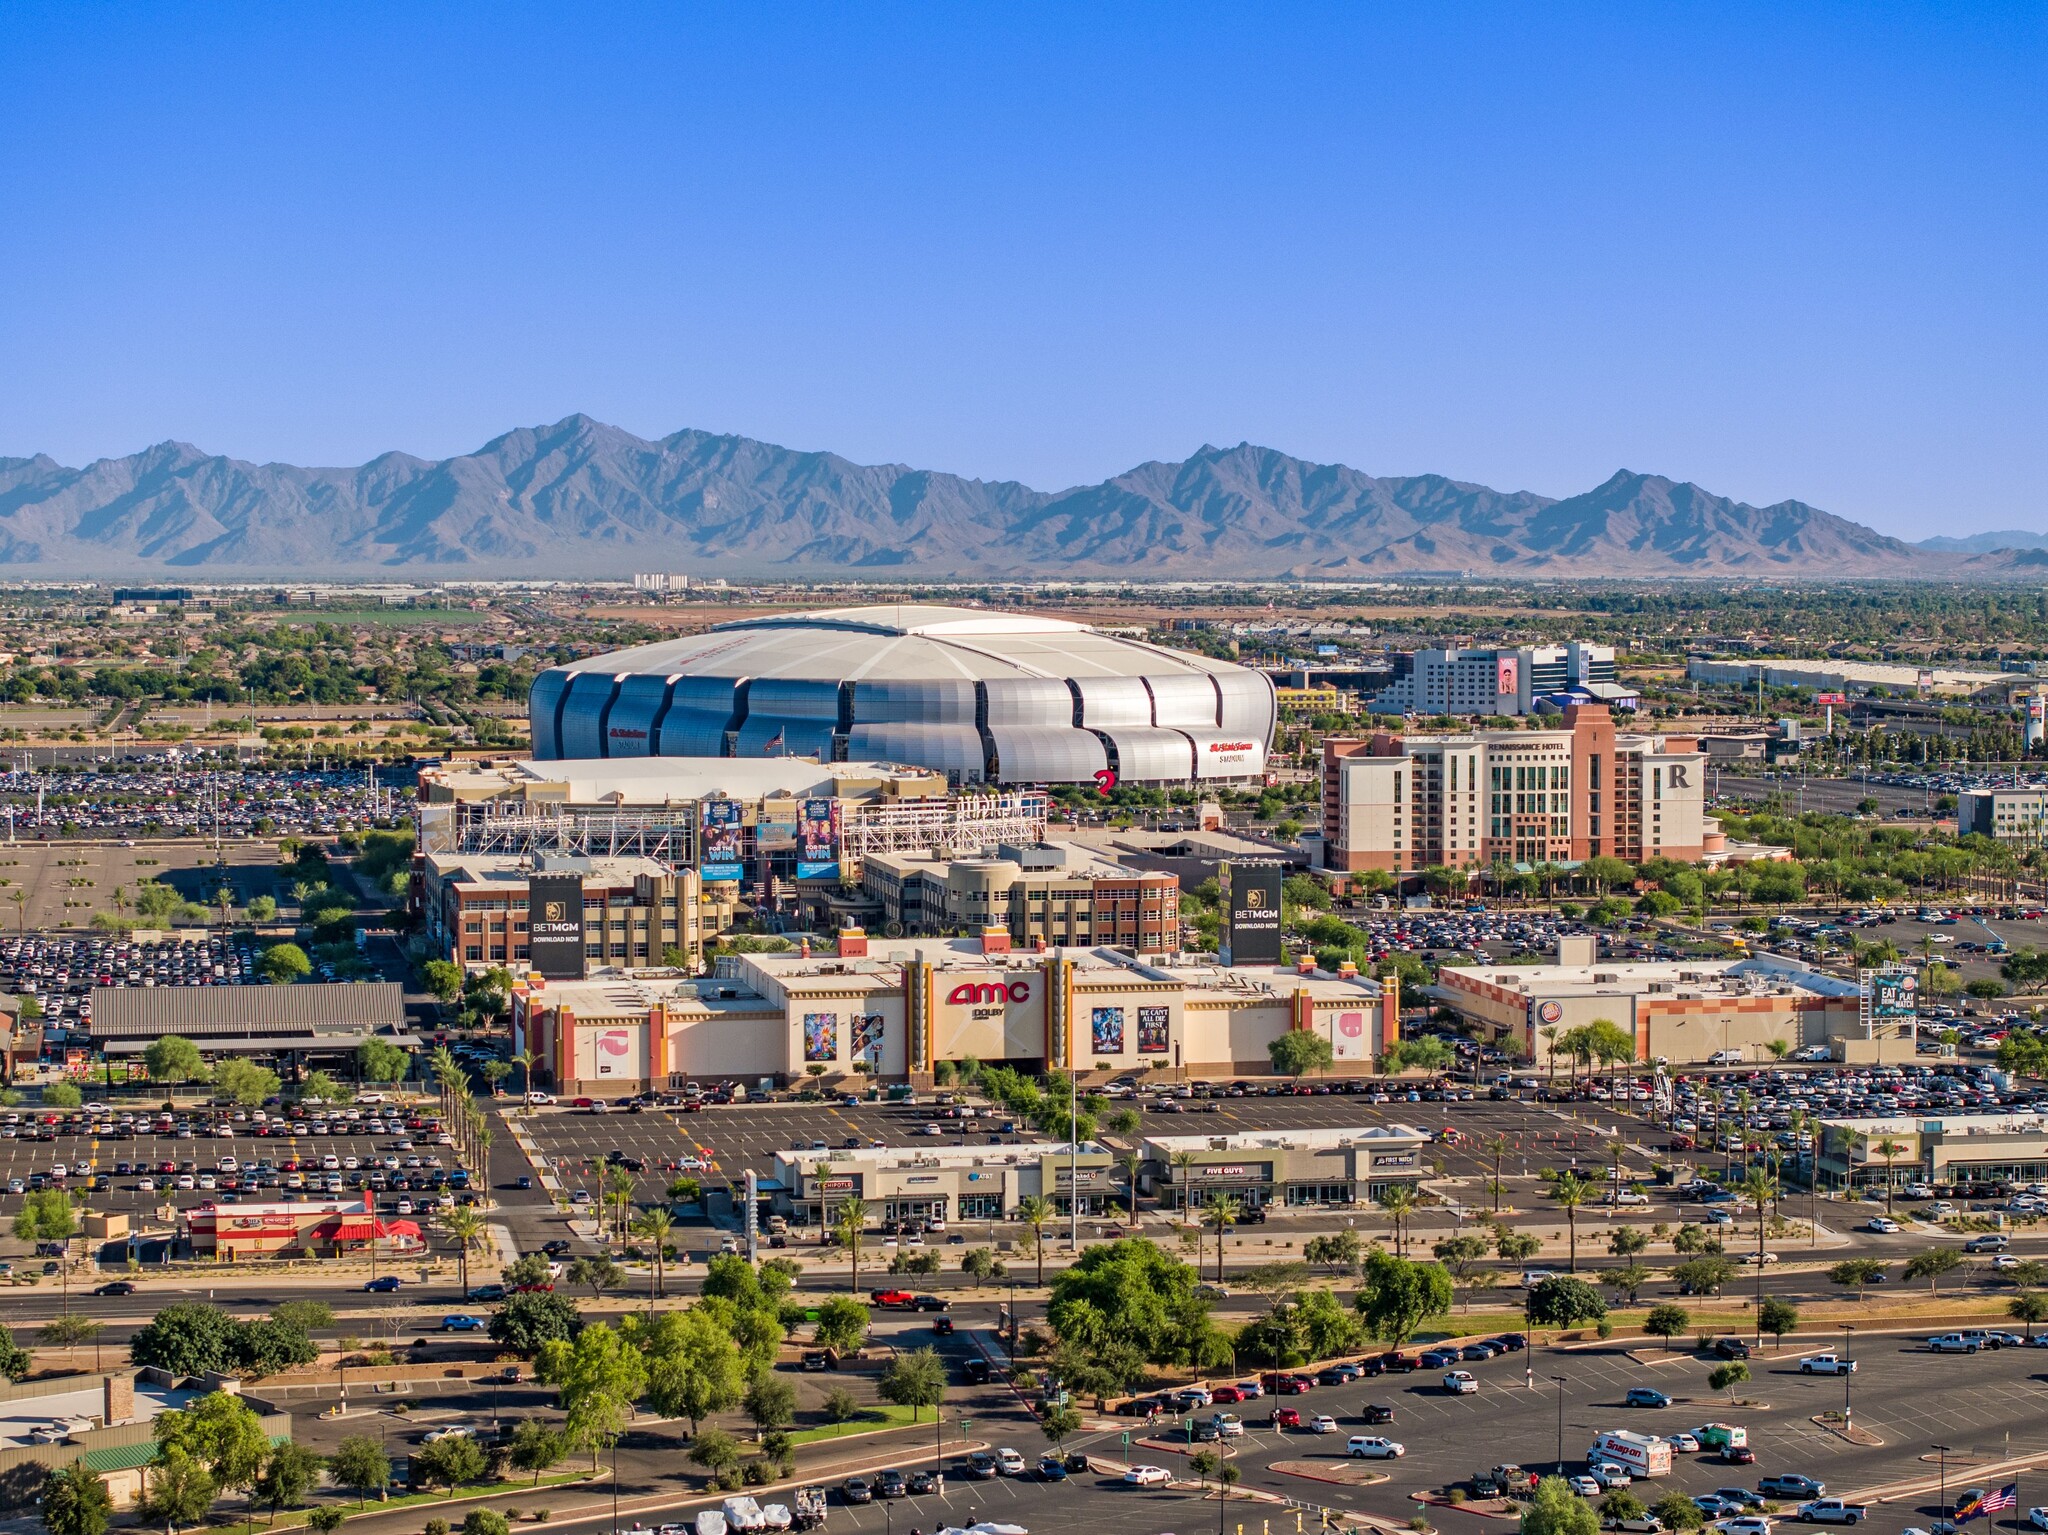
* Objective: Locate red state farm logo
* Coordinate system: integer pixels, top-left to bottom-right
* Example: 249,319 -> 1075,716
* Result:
1207,741 -> 1256,753
946,980 -> 1031,1006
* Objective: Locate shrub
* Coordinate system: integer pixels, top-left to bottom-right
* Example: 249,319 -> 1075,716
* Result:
426,1521 -> 450,1535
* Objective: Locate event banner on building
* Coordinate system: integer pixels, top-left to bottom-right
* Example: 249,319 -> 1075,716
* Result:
1137,1005 -> 1170,1054
1869,971 -> 1918,1021
1224,862 -> 1284,965
701,799 -> 744,880
1090,1006 -> 1125,1055
527,873 -> 586,979
797,797 -> 840,880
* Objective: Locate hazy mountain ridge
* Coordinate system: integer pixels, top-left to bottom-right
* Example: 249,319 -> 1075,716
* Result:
0,416 -> 1997,577
1919,530 -> 2048,553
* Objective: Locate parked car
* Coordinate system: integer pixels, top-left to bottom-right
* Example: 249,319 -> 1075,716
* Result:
1347,1436 -> 1405,1459
1123,1465 -> 1173,1488
1627,1388 -> 1672,1408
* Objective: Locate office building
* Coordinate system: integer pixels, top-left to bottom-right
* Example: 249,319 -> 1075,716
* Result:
1370,643 -> 1616,716
417,851 -> 708,975
1320,702 -> 1708,873
861,843 -> 1180,955
1957,788 -> 2048,845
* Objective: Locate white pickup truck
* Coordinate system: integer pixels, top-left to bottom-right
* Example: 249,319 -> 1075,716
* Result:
1796,1500 -> 1869,1525
1799,1354 -> 1857,1376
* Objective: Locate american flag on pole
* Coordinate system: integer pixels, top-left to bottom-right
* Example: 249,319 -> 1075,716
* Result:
1983,1487 -> 2018,1515
764,728 -> 785,754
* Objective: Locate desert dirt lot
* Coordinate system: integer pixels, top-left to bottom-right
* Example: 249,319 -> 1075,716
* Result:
0,840 -> 287,930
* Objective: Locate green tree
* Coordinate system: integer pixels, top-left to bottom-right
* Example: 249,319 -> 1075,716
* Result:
1643,1304 -> 1690,1350
1758,1298 -> 1799,1349
1606,1265 -> 1653,1305
877,1346 -> 948,1422
1016,1194 -> 1055,1286
1046,1237 -> 1221,1373
462,1511 -> 511,1535
1653,1492 -> 1706,1532
1671,1257 -> 1736,1297
309,1511 -> 345,1535
411,1434 -> 487,1496
834,1196 -> 871,1292
1267,1029 -> 1334,1079
40,1460 -> 114,1535
420,959 -> 464,1003
1520,1475 -> 1600,1535
259,943 -> 312,985
508,1418 -> 566,1484
1547,1171 -> 1593,1271
2008,1291 -> 2048,1340
535,1321 -> 648,1469
1496,1229 -> 1542,1263
688,1428 -> 743,1481
214,1058 -> 281,1107
813,1296 -> 869,1354
1904,1246 -> 1965,1293
639,1307 -> 749,1436
140,1446 -> 217,1535
489,1292 -> 581,1354
356,1037 -> 411,1084
1827,1259 -> 1886,1299
1353,1249 -> 1454,1346
1708,1360 -> 1750,1401
1608,1226 -> 1649,1259
742,1371 -> 798,1438
961,1247 -> 1006,1283
254,1442 -> 324,1516
143,1034 -> 205,1084
1524,1275 -> 1607,1329
1306,1229 -> 1364,1274
329,1436 -> 391,1505
245,894 -> 279,923
1376,1184 -> 1419,1257
157,1389 -> 270,1501
41,1081 -> 82,1109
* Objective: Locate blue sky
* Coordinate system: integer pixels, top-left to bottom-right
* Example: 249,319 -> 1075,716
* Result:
0,3 -> 2041,540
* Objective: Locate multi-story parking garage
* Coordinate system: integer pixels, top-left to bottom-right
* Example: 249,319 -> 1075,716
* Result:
528,604 -> 1277,787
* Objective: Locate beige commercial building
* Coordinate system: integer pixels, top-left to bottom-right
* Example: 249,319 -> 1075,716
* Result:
418,851 -> 712,975
1436,951 -> 1881,1068
863,843 -> 1180,955
511,933 -> 1402,1095
1143,1124 -> 1433,1212
1817,1113 -> 2048,1189
771,1141 -> 1119,1225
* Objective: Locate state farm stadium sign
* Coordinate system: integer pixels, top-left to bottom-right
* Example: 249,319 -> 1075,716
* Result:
1206,741 -> 1260,767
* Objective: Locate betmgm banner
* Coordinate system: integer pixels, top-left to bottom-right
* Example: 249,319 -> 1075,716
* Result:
796,796 -> 841,881
1221,861 -> 1284,966
700,799 -> 744,881
527,873 -> 586,979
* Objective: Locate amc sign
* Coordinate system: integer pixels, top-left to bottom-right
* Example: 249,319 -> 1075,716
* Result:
945,980 -> 1031,1007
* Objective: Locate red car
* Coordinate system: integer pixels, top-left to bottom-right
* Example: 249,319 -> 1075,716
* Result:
1274,1376 -> 1313,1395
868,1289 -> 917,1309
1273,1407 -> 1302,1429
1210,1385 -> 1245,1404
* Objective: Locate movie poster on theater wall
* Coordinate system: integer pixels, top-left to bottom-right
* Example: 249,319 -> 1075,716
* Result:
1137,1005 -> 1170,1054
1331,1010 -> 1368,1060
851,1013 -> 884,1067
802,1012 -> 839,1062
1090,1006 -> 1125,1055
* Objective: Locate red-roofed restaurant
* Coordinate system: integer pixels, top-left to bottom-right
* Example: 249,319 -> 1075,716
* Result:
188,1195 -> 424,1260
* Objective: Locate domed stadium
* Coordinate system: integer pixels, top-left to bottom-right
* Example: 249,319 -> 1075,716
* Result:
529,605 -> 1275,786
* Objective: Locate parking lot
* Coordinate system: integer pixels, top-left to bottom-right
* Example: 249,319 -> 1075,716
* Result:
0,841 -> 290,932
0,762 -> 399,840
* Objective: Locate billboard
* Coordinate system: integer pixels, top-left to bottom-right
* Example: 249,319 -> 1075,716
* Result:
1137,1005 -> 1170,1054
1223,862 -> 1284,966
797,797 -> 840,880
1331,1009 -> 1369,1060
700,799 -> 744,880
527,873 -> 586,979
756,802 -> 799,851
1090,1006 -> 1125,1056
1870,971 -> 1918,1021
802,1012 -> 840,1063
1496,656 -> 1519,696
851,1013 -> 885,1068
1814,692 -> 1847,706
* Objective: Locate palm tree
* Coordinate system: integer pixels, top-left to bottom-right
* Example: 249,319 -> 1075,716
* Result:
1483,1135 -> 1511,1214
1870,1136 -> 1910,1216
1016,1194 -> 1054,1286
1376,1184 -> 1418,1257
1736,1168 -> 1779,1336
510,1047 -> 537,1099
1118,1152 -> 1141,1224
1169,1150 -> 1195,1214
1202,1194 -> 1242,1283
632,1206 -> 675,1298
835,1196 -> 870,1292
438,1206 -> 489,1299
603,1167 -> 637,1242
1549,1171 -> 1591,1272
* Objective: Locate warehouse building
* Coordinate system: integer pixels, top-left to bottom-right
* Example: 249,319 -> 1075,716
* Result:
88,984 -> 416,1066
1687,656 -> 2008,696
1436,949 -> 1886,1068
510,933 -> 1401,1095
1320,702 -> 1708,874
1142,1124 -> 1433,1211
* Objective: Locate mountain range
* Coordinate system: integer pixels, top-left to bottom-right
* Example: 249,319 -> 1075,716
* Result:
0,415 -> 2035,578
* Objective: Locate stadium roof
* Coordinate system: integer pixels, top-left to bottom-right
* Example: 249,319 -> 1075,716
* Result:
550,603 -> 1248,684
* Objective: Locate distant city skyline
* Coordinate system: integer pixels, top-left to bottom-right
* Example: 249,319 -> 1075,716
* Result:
1,3 -> 2042,542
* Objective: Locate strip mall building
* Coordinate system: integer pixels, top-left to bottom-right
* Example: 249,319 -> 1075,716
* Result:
511,933 -> 1402,1094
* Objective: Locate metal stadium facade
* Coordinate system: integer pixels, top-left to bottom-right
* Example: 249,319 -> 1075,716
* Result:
528,605 -> 1276,787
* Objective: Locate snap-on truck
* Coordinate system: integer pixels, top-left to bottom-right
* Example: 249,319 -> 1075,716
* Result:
1586,1431 -> 1674,1478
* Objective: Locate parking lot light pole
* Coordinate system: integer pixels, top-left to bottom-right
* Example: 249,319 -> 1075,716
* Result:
1551,1376 -> 1567,1474
1935,1444 -> 1952,1530
1841,1325 -> 1854,1423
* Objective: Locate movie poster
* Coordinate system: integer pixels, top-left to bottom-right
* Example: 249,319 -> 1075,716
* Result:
1332,1010 -> 1368,1060
1090,1005 -> 1125,1055
802,1012 -> 839,1062
1137,1005 -> 1170,1054
851,1013 -> 885,1067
